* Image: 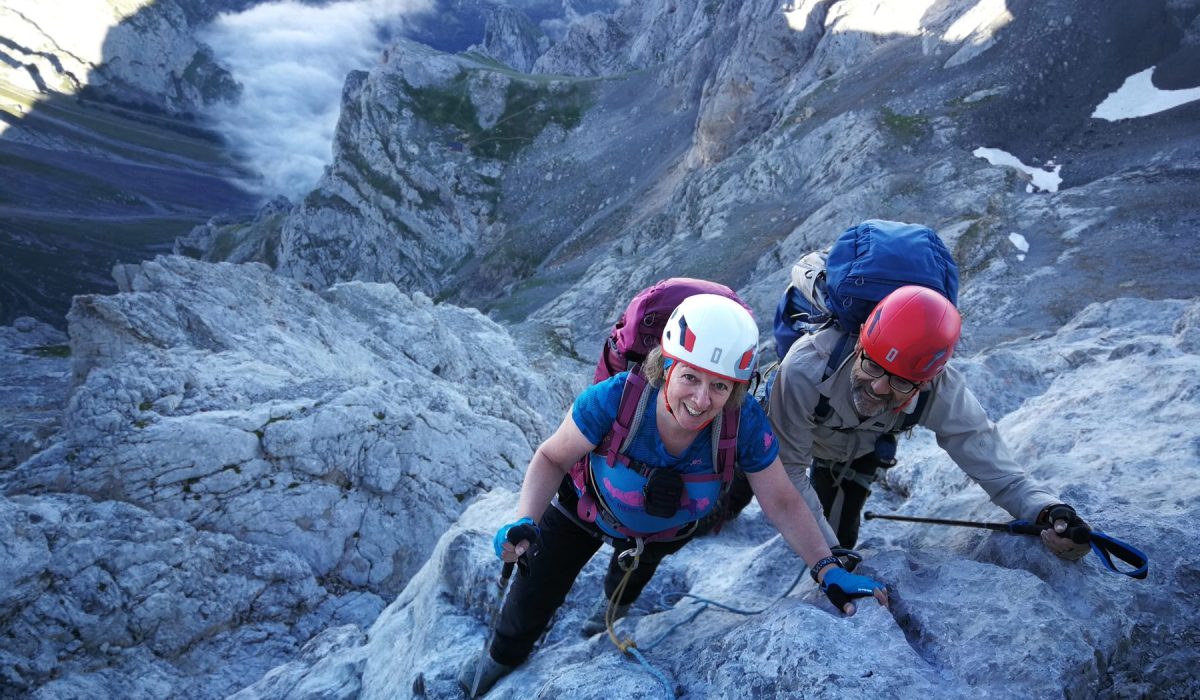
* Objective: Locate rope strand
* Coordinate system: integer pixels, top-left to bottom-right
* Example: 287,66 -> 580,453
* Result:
600,540 -> 810,700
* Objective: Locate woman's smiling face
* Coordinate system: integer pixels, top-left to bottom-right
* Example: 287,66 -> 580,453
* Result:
663,360 -> 733,431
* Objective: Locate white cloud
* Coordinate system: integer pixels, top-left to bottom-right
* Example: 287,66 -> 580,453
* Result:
200,0 -> 434,199
1092,67 -> 1200,122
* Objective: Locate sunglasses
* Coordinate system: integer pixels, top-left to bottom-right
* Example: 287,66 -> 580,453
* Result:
858,352 -> 918,394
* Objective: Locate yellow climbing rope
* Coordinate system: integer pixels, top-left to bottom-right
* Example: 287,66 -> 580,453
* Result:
605,538 -> 644,653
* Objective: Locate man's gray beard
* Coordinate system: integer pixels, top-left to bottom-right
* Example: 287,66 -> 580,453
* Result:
850,376 -> 902,417
851,386 -> 883,417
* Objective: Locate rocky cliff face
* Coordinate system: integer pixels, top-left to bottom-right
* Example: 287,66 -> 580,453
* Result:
4,256 -> 577,600
198,0 -> 1199,352
0,492 -> 346,699
0,0 -> 254,115
0,254 -> 583,697
471,4 -> 551,72
3,0 -> 1200,697
266,38 -> 596,297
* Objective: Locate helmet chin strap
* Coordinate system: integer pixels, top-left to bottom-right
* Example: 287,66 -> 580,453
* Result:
663,359 -> 677,417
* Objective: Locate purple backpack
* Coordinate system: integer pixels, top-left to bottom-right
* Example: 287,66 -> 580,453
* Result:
595,277 -> 751,382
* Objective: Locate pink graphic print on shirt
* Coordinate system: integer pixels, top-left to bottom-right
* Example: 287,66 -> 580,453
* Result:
601,476 -> 712,517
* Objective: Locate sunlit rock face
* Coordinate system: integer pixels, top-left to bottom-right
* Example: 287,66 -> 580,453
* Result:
0,0 -> 256,114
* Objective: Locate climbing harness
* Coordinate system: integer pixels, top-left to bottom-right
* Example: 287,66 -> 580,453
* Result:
863,511 -> 1148,579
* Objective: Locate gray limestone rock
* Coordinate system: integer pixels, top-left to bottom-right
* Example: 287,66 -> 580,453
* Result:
469,5 -> 551,73
0,492 -> 373,699
0,318 -> 69,471
3,256 -> 578,600
0,0 -> 246,115
4,0 -> 1200,697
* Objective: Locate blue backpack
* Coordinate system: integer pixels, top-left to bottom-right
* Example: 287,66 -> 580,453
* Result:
766,220 -> 960,440
772,220 -> 959,361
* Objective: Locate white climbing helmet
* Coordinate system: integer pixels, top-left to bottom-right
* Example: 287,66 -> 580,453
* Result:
660,294 -> 759,382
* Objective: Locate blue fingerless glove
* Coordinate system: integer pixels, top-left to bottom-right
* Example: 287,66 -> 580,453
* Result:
820,566 -> 883,612
493,517 -> 542,560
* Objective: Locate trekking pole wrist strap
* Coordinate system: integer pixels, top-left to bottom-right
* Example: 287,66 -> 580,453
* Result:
810,555 -> 844,583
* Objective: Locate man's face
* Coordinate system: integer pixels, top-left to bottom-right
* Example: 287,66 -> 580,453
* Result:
848,350 -> 917,417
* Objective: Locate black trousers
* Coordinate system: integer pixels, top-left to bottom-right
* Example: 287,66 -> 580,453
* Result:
810,465 -> 872,548
489,501 -> 693,667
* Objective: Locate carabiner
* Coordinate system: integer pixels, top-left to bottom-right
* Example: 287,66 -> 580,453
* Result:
617,537 -> 645,572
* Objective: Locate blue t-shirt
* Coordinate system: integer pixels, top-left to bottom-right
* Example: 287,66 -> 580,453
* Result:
571,372 -> 779,475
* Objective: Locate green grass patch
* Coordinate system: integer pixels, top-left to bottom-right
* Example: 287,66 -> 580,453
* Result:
207,225 -> 247,261
460,51 -> 512,71
27,344 -> 70,358
1,211 -> 203,249
0,84 -> 235,167
403,69 -> 593,160
879,107 -> 929,142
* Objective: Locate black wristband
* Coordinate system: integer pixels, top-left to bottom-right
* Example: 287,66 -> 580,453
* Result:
810,555 -> 844,583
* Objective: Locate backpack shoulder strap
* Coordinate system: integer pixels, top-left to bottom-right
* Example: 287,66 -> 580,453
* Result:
713,403 -> 739,481
594,365 -> 652,467
813,331 -> 856,426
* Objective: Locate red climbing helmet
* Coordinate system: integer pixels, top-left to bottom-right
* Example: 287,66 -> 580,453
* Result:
860,286 -> 961,383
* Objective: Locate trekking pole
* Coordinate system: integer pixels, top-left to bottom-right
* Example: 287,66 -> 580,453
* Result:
469,561 -> 515,696
863,511 -> 1148,579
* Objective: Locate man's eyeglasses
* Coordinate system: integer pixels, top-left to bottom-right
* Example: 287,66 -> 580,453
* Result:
858,352 -> 918,394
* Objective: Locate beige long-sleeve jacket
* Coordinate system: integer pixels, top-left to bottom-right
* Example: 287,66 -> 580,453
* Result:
767,327 -> 1059,546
